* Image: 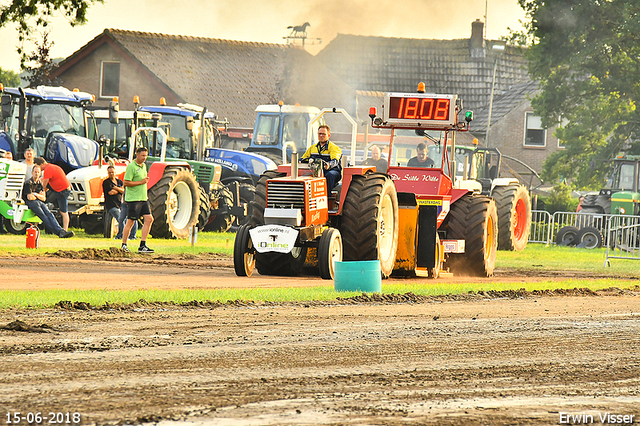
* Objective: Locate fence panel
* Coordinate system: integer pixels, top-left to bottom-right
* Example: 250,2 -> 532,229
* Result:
605,215 -> 640,265
529,210 -> 552,244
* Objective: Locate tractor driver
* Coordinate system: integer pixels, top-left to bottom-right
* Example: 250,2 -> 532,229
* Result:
407,142 -> 435,168
301,125 -> 342,192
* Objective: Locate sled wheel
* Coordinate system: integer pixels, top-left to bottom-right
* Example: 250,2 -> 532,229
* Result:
576,226 -> 603,249
556,226 -> 580,246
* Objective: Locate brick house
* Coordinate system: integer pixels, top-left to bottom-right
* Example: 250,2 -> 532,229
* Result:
471,80 -> 562,175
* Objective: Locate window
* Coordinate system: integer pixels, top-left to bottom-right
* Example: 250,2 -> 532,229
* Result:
524,112 -> 546,147
100,62 -> 120,98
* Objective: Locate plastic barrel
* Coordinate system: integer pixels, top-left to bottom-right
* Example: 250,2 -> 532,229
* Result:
333,260 -> 381,292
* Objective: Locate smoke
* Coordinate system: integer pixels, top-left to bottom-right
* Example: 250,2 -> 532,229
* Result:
209,0 -> 522,54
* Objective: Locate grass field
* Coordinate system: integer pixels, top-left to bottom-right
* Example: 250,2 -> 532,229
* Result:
0,230 -> 638,308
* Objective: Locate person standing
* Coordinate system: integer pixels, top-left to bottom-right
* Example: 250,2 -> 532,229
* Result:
301,125 -> 342,191
33,157 -> 72,230
22,147 -> 36,177
407,142 -> 435,168
121,147 -> 154,254
362,145 -> 388,172
102,165 -> 137,240
22,166 -> 74,238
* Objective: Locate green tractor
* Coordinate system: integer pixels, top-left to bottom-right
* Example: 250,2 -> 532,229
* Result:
580,154 -> 640,216
558,153 -> 640,249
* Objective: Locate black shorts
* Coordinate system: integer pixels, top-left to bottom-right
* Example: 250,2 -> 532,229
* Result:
126,201 -> 151,220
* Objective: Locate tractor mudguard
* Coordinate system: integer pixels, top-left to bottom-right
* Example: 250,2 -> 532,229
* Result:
147,161 -> 191,188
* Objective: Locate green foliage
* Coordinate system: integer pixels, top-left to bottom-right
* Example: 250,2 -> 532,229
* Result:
0,0 -> 102,65
22,31 -> 61,87
515,0 -> 640,189
539,181 -> 579,214
0,67 -> 20,86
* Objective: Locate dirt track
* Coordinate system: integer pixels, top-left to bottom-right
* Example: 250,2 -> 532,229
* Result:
1,254 -> 639,425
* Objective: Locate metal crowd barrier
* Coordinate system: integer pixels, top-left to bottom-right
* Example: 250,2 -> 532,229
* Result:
529,210 -> 552,244
528,210 -> 640,264
605,215 -> 640,265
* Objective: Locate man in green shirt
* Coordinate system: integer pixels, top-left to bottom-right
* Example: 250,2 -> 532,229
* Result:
121,147 -> 155,254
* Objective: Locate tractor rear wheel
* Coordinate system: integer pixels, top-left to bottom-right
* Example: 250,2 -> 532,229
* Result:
231,183 -> 256,228
148,168 -> 200,239
444,194 -> 498,277
250,170 -> 307,276
318,228 -> 342,280
249,171 -> 286,226
492,184 -> 531,251
205,186 -> 234,232
341,173 -> 398,278
197,185 -> 211,230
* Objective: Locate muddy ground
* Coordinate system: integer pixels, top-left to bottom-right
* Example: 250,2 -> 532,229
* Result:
0,253 -> 639,425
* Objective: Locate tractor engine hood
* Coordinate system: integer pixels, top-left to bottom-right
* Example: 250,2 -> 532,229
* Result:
45,133 -> 99,173
204,147 -> 276,183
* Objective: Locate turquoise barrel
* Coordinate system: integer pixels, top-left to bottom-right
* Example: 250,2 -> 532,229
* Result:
333,260 -> 381,292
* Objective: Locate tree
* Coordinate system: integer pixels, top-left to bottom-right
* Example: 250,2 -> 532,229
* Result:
515,0 -> 640,189
0,0 -> 102,65
0,68 -> 20,87
22,31 -> 61,87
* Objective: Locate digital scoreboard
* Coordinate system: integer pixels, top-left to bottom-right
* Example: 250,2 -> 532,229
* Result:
383,93 -> 458,127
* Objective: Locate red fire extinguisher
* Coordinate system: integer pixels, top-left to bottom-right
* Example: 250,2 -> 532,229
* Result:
26,225 -> 40,249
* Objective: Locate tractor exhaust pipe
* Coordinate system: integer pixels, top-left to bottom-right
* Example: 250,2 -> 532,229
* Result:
291,152 -> 298,178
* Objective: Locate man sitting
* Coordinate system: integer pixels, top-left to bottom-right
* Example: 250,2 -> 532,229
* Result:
301,125 -> 342,192
362,145 -> 388,172
22,166 -> 74,238
407,142 -> 435,168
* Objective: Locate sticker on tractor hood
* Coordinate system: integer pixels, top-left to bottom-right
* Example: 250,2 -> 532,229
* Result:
250,225 -> 299,254
204,157 -> 238,171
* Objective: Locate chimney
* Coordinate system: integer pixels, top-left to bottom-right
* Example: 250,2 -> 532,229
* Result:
469,19 -> 485,59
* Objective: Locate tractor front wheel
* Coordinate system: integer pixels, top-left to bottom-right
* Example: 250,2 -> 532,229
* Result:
318,228 -> 342,280
233,224 -> 255,276
148,169 -> 200,239
3,217 -> 28,235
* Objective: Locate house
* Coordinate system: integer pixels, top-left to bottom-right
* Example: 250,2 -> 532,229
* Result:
471,80 -> 562,175
49,29 -> 356,129
315,20 -> 529,113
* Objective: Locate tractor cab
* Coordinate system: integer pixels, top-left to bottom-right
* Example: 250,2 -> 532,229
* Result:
0,85 -> 99,173
246,104 -> 323,164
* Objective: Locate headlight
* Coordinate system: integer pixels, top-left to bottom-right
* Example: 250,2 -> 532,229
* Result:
78,194 -> 86,202
67,146 -> 79,167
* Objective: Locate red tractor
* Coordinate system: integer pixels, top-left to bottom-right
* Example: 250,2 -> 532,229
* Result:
234,85 -> 498,279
